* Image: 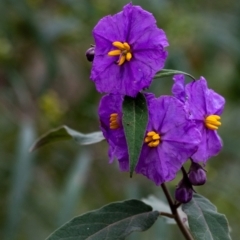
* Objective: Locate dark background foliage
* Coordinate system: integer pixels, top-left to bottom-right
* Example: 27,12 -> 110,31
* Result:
0,0 -> 239,239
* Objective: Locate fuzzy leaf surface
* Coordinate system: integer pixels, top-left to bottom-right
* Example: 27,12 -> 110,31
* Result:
47,199 -> 159,240
183,193 -> 232,240
30,125 -> 104,151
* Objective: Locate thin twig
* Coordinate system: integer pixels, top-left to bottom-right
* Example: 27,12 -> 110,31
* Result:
159,212 -> 174,218
161,183 -> 194,240
161,182 -> 175,212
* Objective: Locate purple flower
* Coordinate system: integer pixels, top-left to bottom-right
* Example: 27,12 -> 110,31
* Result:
99,94 -> 201,186
135,96 -> 201,185
172,75 -> 225,163
98,94 -> 129,171
91,3 -> 168,97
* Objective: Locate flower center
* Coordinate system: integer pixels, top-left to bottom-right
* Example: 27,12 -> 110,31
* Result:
108,41 -> 132,66
144,131 -> 161,147
109,113 -> 120,130
204,115 -> 221,130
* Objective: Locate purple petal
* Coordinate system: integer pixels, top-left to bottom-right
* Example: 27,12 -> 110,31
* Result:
92,57 -> 156,97
185,78 -> 208,120
91,3 -> 168,96
93,12 -> 127,44
90,54 -> 116,81
162,124 -> 201,180
123,3 -> 168,48
186,77 -> 225,119
136,123 -> 201,185
206,89 -> 225,115
191,124 -> 223,163
172,74 -> 186,102
133,46 -> 168,73
98,94 -> 128,163
136,96 -> 201,185
118,156 -> 130,172
148,96 -> 188,134
135,146 -> 165,185
132,27 -> 168,50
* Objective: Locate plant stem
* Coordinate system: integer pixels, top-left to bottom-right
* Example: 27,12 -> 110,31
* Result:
161,182 -> 175,212
161,183 -> 194,240
160,212 -> 174,218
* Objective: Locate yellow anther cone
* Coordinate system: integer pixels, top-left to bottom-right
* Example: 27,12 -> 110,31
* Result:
108,50 -> 121,56
205,114 -> 221,130
145,131 -> 161,147
112,41 -> 125,49
108,41 -> 132,66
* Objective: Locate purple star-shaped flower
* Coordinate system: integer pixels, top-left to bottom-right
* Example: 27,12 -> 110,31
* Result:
135,96 -> 201,185
98,93 -> 129,171
172,74 -> 225,163
99,94 -> 201,185
91,3 -> 168,97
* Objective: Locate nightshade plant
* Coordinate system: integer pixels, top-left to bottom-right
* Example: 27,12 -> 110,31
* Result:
31,3 -> 232,240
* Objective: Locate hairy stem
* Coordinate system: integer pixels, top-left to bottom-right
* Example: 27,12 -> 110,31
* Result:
161,183 -> 194,240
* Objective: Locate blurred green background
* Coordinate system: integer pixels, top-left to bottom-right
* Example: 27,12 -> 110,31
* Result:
0,0 -> 239,239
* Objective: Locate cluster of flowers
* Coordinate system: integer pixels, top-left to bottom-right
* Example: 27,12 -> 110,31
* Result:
86,3 -> 225,203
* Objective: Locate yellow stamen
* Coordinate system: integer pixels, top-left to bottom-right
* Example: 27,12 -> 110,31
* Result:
109,113 -> 120,130
126,52 -> 132,61
108,41 -> 132,66
205,115 -> 221,130
110,120 -> 118,125
206,123 -> 218,130
147,131 -> 156,137
110,123 -> 118,128
123,42 -> 130,50
118,55 -> 126,66
148,142 -> 154,147
108,50 -> 121,56
149,140 -> 160,147
110,125 -> 119,130
152,134 -> 160,140
145,131 -> 161,148
144,136 -> 152,143
112,41 -> 125,50
110,121 -> 118,125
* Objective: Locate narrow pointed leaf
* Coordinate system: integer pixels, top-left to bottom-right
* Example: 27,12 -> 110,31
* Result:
29,125 -> 104,151
154,69 -> 195,80
122,93 -> 148,177
47,199 -> 159,240
182,193 -> 232,240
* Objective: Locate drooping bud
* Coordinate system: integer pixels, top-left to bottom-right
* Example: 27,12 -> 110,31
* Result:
175,180 -> 193,203
175,168 -> 193,203
188,162 -> 207,186
85,46 -> 95,62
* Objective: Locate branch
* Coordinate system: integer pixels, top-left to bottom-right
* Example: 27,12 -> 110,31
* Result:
161,183 -> 194,240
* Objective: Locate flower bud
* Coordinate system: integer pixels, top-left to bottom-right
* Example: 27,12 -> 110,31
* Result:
188,162 -> 206,186
175,173 -> 193,204
85,46 -> 95,62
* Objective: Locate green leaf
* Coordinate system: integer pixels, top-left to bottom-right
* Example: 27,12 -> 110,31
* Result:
182,193 -> 232,240
29,125 -> 104,152
154,69 -> 196,80
122,93 -> 148,177
47,199 -> 159,240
